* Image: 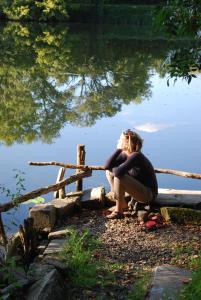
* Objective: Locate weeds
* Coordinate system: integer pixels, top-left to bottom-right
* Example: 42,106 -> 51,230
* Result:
0,257 -> 23,299
58,228 -> 116,288
179,252 -> 201,300
171,243 -> 200,268
58,228 -> 152,299
127,269 -> 151,300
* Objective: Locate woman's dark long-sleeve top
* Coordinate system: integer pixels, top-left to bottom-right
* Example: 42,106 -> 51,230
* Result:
105,149 -> 158,196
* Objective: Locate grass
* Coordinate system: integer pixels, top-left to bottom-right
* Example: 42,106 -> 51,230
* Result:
58,228 -> 117,288
179,252 -> 201,300
58,228 -> 151,299
170,242 -> 200,268
127,269 -> 152,300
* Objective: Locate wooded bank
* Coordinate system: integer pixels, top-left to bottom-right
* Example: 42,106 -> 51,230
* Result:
29,161 -> 201,180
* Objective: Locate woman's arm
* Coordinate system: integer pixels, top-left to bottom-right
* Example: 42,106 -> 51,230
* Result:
113,152 -> 140,177
104,149 -> 123,170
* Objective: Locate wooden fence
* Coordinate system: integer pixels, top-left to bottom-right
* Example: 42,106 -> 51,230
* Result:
1,144 -> 201,256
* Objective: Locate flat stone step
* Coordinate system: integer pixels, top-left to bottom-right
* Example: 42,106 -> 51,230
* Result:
147,264 -> 192,300
48,228 -> 71,240
43,239 -> 66,256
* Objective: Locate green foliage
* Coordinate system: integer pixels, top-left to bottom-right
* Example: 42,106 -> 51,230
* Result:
0,169 -> 26,205
0,169 -> 26,233
154,1 -> 201,84
59,228 -> 119,288
179,252 -> 201,299
23,196 -> 45,204
59,228 -> 101,287
2,0 -> 68,21
127,270 -> 151,300
165,46 -> 201,85
0,257 -> 22,298
155,0 -> 201,36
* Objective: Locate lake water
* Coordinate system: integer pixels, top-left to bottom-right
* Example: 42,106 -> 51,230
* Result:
0,21 -> 201,230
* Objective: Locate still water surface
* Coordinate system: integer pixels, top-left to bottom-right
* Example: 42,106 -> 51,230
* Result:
0,22 -> 201,228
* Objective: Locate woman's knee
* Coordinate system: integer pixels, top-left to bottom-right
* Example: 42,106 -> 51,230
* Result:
106,170 -> 114,180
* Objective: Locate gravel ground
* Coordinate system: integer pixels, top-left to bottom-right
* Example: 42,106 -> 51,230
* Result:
62,208 -> 201,299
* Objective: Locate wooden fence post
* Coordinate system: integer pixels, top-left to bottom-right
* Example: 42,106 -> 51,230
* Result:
76,145 -> 85,191
0,212 -> 7,248
53,167 -> 66,199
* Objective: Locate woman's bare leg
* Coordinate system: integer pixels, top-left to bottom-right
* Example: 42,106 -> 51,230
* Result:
106,170 -> 115,193
113,176 -> 128,212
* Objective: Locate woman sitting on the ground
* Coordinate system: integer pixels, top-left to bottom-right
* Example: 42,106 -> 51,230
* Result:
104,129 -> 158,219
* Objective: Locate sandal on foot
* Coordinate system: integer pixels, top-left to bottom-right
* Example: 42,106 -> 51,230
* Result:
107,206 -> 128,213
106,211 -> 124,219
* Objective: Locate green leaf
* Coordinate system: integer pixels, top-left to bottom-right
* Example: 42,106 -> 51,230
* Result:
23,197 -> 45,204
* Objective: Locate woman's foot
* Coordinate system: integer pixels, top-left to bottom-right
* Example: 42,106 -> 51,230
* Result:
107,205 -> 128,213
106,211 -> 124,219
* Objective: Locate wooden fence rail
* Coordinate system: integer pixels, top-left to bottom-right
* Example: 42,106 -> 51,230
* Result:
28,161 -> 201,180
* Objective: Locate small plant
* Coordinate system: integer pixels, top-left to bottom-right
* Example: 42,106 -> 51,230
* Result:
0,169 -> 26,206
0,169 -> 27,241
0,257 -> 22,299
179,252 -> 201,300
127,269 -> 151,300
171,243 -> 199,268
59,228 -> 117,288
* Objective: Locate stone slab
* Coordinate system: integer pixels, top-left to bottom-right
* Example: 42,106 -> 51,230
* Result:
48,228 -> 71,240
81,186 -> 105,209
26,268 -> 66,300
29,204 -> 56,230
49,196 -> 80,218
43,239 -> 66,256
147,264 -> 192,300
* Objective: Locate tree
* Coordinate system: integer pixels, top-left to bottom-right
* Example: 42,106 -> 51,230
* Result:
1,0 -> 68,21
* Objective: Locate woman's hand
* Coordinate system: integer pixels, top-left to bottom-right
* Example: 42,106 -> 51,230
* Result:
116,133 -> 126,150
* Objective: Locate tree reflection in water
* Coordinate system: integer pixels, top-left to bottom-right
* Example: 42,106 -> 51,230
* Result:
0,22 -> 200,145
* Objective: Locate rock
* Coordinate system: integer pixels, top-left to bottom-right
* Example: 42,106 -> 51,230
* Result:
81,186 -> 105,209
27,262 -> 55,280
26,268 -> 66,300
43,257 -> 68,272
43,239 -> 66,256
160,207 -> 201,225
49,196 -> 81,219
48,228 -> 71,240
147,264 -> 192,300
37,240 -> 49,254
29,204 -> 56,230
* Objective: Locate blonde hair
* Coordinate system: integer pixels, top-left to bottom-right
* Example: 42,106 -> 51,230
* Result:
123,129 -> 143,153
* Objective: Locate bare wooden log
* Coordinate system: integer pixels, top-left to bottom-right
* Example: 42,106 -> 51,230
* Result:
0,170 -> 92,213
156,188 -> 201,206
27,217 -> 37,255
154,168 -> 201,179
29,161 -> 105,170
0,212 -> 7,247
53,167 -> 66,199
28,161 -> 201,180
19,224 -> 27,254
76,145 -> 85,191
